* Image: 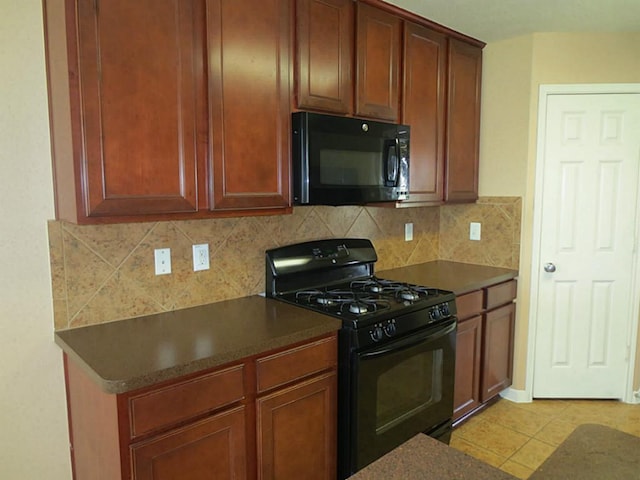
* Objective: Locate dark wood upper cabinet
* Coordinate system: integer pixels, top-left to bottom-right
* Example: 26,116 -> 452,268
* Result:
295,0 -> 354,114
401,22 -> 447,205
45,0 -> 291,223
46,0 -> 207,223
207,0 -> 291,211
44,0 -> 485,223
445,38 -> 482,203
355,3 -> 401,122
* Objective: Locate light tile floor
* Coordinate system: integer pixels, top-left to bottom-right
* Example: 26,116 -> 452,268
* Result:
450,398 -> 640,479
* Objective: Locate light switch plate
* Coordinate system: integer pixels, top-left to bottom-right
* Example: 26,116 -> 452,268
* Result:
154,248 -> 171,275
469,222 -> 481,241
192,244 -> 210,271
404,223 -> 414,242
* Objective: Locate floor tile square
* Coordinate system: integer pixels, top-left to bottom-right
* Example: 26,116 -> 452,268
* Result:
508,438 -> 555,470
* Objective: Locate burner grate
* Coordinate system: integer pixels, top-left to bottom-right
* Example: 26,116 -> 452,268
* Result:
293,288 -> 391,316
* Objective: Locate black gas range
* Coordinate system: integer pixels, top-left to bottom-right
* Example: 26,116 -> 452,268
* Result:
265,238 -> 458,479
265,238 -> 456,341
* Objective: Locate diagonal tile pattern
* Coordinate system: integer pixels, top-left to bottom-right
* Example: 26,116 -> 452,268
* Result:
48,197 -> 522,329
450,398 -> 640,479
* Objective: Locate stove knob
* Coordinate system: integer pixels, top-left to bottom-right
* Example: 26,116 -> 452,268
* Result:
370,326 -> 384,342
430,307 -> 441,320
441,303 -> 450,316
384,322 -> 397,337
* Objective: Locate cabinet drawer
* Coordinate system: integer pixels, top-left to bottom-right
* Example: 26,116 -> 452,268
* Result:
256,336 -> 337,393
485,280 -> 517,310
456,290 -> 483,320
129,364 -> 245,438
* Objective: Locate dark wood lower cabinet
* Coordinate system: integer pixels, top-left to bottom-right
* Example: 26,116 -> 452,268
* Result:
453,315 -> 482,420
63,334 -> 338,480
131,407 -> 247,480
453,280 -> 517,423
481,303 -> 516,402
257,372 -> 337,480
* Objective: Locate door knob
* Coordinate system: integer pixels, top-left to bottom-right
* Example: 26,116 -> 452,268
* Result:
544,263 -> 556,273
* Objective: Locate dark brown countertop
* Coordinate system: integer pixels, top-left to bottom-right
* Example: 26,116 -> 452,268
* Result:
348,434 -> 516,480
55,295 -> 341,394
379,260 -> 518,295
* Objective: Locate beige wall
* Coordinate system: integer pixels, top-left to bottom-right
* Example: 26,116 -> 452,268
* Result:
0,1 -> 72,478
481,32 -> 640,393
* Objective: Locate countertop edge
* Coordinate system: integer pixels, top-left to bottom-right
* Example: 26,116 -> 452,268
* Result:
56,319 -> 341,395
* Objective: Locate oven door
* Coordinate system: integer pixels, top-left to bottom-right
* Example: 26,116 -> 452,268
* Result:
350,318 -> 456,473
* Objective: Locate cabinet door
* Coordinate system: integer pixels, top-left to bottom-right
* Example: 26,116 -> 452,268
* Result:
257,372 -> 337,480
453,315 -> 482,421
207,0 -> 291,211
481,303 -> 516,402
401,22 -> 447,205
296,0 -> 353,114
355,3 -> 401,121
72,0 -> 206,218
445,39 -> 482,203
131,406 -> 247,480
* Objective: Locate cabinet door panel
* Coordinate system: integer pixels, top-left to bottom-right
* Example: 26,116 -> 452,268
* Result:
481,303 -> 516,402
453,315 -> 482,421
355,3 -> 401,121
296,0 -> 353,113
208,0 -> 291,210
76,0 -> 205,217
131,406 -> 247,480
402,23 -> 447,204
445,39 -> 482,202
257,372 -> 337,480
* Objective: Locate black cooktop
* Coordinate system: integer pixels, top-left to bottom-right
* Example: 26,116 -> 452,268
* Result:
275,276 -> 454,327
266,239 -> 456,330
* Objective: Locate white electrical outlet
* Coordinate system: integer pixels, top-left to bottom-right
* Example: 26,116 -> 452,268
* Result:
404,223 -> 414,241
154,248 -> 171,275
469,222 -> 481,241
192,244 -> 210,271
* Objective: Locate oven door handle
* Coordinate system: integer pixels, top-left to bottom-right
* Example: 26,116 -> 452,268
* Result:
360,320 -> 456,359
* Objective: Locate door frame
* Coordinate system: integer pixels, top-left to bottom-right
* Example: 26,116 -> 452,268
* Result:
526,83 -> 640,404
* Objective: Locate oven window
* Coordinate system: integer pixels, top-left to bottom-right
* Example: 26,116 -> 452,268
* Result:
376,349 -> 443,434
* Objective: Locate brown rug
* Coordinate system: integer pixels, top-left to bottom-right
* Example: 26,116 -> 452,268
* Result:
529,424 -> 640,480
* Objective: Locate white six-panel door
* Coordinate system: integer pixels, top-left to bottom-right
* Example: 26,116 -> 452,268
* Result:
533,92 -> 640,398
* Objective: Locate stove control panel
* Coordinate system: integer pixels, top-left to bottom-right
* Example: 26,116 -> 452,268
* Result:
362,301 -> 455,344
428,302 -> 450,321
369,319 -> 397,342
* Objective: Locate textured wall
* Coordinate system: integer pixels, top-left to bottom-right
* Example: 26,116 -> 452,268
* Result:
0,1 -> 73,478
49,198 -> 521,330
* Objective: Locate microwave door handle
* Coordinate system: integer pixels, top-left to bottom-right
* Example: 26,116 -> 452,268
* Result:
383,139 -> 400,186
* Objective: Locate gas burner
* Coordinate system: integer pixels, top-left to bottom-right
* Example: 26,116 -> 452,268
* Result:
349,303 -> 369,314
339,297 -> 391,316
351,278 -> 436,303
397,289 -> 419,301
351,278 -> 402,294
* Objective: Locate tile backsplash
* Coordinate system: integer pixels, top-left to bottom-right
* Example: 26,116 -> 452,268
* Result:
48,197 -> 521,330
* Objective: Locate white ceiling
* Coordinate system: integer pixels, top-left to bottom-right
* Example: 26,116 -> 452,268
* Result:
386,0 -> 640,43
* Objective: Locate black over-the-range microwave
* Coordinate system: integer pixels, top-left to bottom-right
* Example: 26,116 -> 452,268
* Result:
291,112 -> 410,206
